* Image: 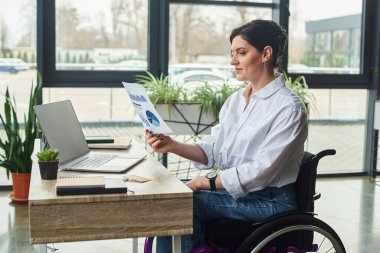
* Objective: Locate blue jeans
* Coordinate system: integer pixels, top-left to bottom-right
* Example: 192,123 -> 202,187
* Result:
156,183 -> 298,253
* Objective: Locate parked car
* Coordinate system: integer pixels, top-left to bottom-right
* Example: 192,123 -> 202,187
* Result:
0,58 -> 30,74
288,64 -> 314,74
172,70 -> 243,90
115,60 -> 147,70
169,63 -> 225,77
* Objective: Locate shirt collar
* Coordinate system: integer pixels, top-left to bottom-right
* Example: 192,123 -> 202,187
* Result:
242,74 -> 285,99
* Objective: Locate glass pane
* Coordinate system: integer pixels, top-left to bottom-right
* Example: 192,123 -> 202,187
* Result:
209,0 -> 274,2
288,0 -> 363,74
169,4 -> 271,85
43,88 -> 138,122
307,89 -> 367,173
55,0 -> 148,71
0,0 -> 37,186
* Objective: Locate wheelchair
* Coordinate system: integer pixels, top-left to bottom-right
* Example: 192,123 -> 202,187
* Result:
144,149 -> 346,253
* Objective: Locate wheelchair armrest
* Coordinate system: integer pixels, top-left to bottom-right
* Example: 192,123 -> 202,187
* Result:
315,149 -> 336,161
313,192 -> 321,201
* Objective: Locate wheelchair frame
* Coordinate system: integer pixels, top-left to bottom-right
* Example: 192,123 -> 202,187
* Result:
144,149 -> 346,253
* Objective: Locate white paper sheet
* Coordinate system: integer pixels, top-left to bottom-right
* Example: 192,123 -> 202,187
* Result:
122,82 -> 173,134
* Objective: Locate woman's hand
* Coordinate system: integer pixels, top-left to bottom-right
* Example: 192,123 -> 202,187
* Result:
186,176 -> 209,192
145,130 -> 176,153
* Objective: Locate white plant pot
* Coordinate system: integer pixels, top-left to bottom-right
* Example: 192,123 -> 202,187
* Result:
155,103 -> 218,135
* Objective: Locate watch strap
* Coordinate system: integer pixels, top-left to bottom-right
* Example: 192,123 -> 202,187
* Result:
209,178 -> 216,191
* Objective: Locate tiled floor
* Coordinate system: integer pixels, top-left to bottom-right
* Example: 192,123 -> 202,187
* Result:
0,177 -> 379,253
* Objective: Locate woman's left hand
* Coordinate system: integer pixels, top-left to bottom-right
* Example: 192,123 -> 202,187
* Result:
186,176 -> 209,192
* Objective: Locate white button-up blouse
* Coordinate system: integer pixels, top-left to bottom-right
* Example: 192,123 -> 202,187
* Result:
193,74 -> 308,199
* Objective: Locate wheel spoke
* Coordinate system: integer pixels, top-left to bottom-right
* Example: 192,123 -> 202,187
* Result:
316,236 -> 326,252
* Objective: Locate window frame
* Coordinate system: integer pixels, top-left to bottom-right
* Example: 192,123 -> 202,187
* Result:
38,0 -> 373,89
37,0 -> 281,88
0,0 -> 373,187
37,0 -> 166,88
288,0 -> 372,89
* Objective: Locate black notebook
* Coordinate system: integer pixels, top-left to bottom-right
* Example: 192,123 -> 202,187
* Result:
85,136 -> 115,144
56,177 -> 128,196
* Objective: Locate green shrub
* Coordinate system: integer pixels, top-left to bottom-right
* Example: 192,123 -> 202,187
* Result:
36,149 -> 59,162
136,72 -> 244,118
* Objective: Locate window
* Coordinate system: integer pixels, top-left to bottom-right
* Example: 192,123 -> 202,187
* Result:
169,2 -> 272,82
307,89 -> 367,173
288,0 -> 363,76
0,0 -> 37,186
55,0 -> 148,72
210,0 -> 273,2
40,0 -> 151,87
42,88 -> 137,122
34,0 -> 377,176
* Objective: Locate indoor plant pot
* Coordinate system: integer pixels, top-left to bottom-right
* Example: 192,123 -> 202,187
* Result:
38,161 -> 59,180
11,173 -> 31,202
36,148 -> 59,180
0,80 -> 41,202
155,103 -> 218,135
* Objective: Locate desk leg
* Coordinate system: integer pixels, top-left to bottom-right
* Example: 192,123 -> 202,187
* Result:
172,235 -> 181,253
371,129 -> 379,180
38,244 -> 47,253
132,238 -> 138,253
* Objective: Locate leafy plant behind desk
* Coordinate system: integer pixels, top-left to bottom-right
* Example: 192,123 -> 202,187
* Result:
136,72 -> 187,104
136,71 -> 244,119
283,72 -> 316,114
0,81 -> 41,178
192,83 -> 244,118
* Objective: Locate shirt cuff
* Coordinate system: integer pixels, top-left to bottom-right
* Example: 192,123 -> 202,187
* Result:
220,167 -> 246,199
192,142 -> 214,170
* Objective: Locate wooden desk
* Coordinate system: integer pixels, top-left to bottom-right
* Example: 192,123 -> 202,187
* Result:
29,138 -> 193,253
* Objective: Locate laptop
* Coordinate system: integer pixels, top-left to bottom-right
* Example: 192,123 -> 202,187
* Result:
34,100 -> 146,173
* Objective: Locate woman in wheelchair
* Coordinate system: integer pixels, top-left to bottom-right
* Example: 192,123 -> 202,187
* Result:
146,19 -> 309,253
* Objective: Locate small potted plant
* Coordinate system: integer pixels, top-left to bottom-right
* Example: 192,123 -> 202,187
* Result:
36,148 -> 59,180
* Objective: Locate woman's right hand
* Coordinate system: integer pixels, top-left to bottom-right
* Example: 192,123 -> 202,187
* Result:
145,130 -> 176,153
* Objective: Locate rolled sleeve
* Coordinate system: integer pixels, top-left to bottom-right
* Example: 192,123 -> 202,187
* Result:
192,122 -> 223,170
220,167 -> 246,199
192,97 -> 232,170
192,139 -> 214,169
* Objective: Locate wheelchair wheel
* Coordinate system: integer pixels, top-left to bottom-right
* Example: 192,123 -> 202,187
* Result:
236,214 -> 346,253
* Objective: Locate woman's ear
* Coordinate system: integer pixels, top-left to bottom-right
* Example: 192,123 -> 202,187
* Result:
262,46 -> 273,63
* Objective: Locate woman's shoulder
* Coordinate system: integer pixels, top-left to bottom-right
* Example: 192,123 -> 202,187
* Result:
225,86 -> 245,102
273,85 -> 306,113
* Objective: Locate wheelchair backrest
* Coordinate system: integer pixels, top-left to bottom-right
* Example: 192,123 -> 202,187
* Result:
295,152 -> 318,212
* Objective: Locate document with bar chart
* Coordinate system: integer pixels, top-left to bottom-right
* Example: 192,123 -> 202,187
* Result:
122,82 -> 173,134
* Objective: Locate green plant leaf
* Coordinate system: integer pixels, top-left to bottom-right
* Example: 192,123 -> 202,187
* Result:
136,71 -> 244,119
0,75 -> 42,178
283,72 -> 317,115
36,148 -> 59,162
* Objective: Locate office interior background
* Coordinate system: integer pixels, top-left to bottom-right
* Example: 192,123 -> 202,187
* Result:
0,0 -> 379,252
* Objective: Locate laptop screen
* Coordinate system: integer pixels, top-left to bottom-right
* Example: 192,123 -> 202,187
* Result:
34,100 -> 90,165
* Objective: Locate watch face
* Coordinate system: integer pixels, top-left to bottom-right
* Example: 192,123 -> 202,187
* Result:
207,172 -> 217,179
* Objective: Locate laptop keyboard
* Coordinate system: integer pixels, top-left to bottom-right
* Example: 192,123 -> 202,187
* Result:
71,154 -> 117,168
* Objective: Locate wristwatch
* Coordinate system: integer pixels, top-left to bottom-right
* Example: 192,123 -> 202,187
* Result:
206,172 -> 217,191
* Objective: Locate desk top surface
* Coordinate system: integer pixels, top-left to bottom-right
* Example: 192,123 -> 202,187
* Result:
29,138 -> 193,205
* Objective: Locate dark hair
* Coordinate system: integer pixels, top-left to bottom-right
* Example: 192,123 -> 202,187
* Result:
230,20 -> 287,70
